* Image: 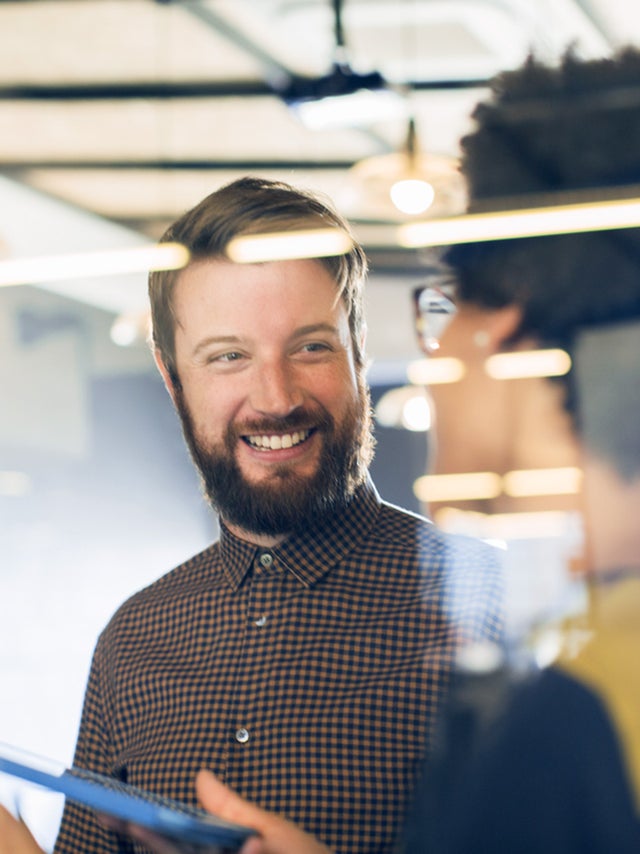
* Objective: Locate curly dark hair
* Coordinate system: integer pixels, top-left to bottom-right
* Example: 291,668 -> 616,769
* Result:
443,48 -> 640,474
446,48 -> 640,346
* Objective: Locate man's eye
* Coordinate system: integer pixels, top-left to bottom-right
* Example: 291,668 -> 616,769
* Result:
300,341 -> 331,353
211,351 -> 244,363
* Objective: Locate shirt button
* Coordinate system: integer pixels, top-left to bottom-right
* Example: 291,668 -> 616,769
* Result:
235,728 -> 250,744
255,615 -> 267,627
259,553 -> 273,568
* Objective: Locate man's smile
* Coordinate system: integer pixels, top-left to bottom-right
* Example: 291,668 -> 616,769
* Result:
243,428 -> 314,451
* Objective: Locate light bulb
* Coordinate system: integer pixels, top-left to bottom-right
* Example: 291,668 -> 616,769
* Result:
401,395 -> 432,431
390,178 -> 435,215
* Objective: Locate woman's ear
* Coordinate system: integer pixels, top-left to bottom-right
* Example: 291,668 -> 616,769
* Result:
482,304 -> 523,353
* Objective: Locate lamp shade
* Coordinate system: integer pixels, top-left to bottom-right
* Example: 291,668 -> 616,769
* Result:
344,149 -> 467,221
342,118 -> 466,221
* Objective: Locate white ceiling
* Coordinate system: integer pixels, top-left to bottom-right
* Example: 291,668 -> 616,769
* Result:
1,0 -> 639,331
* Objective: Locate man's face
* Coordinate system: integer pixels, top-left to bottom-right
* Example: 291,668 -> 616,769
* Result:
162,257 -> 373,539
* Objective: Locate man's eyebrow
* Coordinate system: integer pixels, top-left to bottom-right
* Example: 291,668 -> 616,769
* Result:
293,323 -> 341,338
191,324 -> 341,358
192,335 -> 240,357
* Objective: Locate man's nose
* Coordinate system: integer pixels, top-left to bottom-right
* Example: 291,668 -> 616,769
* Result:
250,360 -> 303,417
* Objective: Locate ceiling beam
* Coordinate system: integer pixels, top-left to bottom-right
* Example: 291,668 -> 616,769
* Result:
0,78 -> 488,102
0,159 -> 357,170
0,81 -> 274,100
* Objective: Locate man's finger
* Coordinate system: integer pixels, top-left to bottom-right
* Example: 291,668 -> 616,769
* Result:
195,772 -> 332,854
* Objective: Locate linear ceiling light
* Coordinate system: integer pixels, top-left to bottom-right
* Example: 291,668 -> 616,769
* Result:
0,243 -> 189,287
406,357 -> 466,385
225,228 -> 353,263
485,349 -> 572,379
397,196 -> 640,247
406,350 -> 570,387
414,467 -> 582,503
503,467 -> 583,497
414,472 -> 502,502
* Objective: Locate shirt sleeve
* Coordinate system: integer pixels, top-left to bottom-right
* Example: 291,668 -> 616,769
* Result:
54,630 -> 133,854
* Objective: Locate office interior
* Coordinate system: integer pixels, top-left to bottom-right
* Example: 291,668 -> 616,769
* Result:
0,0 -> 637,848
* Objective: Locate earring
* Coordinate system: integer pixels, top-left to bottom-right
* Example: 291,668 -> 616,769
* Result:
473,330 -> 490,348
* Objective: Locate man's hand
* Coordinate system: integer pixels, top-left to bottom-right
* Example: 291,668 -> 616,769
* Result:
0,777 -> 334,854
102,772 -> 333,854
0,806 -> 44,854
195,771 -> 332,854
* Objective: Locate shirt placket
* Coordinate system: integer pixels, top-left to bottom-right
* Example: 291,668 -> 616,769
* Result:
227,550 -> 286,775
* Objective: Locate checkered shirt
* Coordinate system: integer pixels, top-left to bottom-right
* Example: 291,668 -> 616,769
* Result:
54,478 -> 503,854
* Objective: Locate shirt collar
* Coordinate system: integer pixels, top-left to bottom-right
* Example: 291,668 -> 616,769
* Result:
219,477 -> 381,591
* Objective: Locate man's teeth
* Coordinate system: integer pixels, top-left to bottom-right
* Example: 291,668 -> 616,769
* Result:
247,429 -> 311,450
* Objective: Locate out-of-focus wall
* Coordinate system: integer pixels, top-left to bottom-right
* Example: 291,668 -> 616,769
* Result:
0,285 -> 216,848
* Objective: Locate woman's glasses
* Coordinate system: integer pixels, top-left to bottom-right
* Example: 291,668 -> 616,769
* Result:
413,285 -> 457,355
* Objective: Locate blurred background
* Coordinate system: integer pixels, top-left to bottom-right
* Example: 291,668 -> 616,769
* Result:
0,0 -> 638,847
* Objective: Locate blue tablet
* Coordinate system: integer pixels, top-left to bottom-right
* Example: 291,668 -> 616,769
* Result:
0,743 -> 254,851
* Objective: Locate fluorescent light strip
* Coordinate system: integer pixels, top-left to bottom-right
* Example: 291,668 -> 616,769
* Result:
397,197 -> 640,247
226,228 -> 353,263
0,243 -> 190,287
485,349 -> 572,379
503,467 -> 583,497
407,357 -> 466,385
414,472 -> 502,502
414,466 -> 582,503
407,349 -> 570,387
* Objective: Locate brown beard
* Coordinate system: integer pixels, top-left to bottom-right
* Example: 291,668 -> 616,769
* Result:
173,376 -> 375,537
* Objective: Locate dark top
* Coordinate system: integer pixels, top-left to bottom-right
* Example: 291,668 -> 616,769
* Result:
405,578 -> 640,853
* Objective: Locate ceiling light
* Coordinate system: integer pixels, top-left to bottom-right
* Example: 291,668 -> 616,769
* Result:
110,311 -> 151,348
390,179 -> 435,216
344,118 -> 466,222
398,195 -> 640,247
414,472 -> 502,502
415,467 -> 582,505
503,467 -> 582,497
402,394 -> 432,431
485,349 -> 571,379
225,228 -> 353,263
375,385 -> 431,431
406,357 -> 466,385
0,243 -> 189,287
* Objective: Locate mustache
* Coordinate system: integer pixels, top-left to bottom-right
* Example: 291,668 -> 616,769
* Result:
232,409 -> 333,437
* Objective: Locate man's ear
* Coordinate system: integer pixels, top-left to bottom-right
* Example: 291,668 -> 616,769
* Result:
153,348 -> 178,405
359,324 -> 367,358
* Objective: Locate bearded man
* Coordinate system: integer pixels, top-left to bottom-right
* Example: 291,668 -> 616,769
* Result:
51,177 -> 502,854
